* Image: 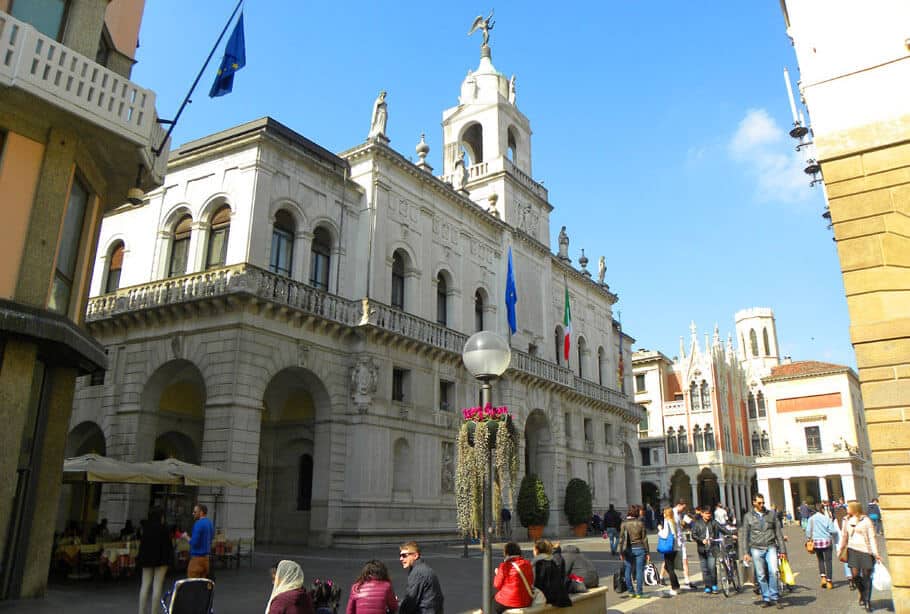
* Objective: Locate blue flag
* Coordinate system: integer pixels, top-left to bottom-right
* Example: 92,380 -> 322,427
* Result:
209,13 -> 246,97
505,247 -> 518,334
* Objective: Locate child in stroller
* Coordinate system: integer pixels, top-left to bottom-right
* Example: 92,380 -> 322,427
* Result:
310,578 -> 342,614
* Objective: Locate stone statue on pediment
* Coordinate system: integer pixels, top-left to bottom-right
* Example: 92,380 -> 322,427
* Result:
598,256 -> 606,285
368,90 -> 389,143
557,226 -> 570,261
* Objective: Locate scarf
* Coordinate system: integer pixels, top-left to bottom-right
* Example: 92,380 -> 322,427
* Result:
266,560 -> 305,614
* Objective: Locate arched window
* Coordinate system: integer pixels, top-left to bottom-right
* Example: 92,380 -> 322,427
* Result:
577,337 -> 587,379
554,326 -> 563,366
507,127 -> 518,162
391,250 -> 405,309
436,272 -> 448,326
270,210 -> 295,276
309,227 -> 331,290
761,431 -> 770,454
597,347 -> 606,386
747,392 -> 757,419
750,329 -> 759,357
677,427 -> 688,453
104,241 -> 124,293
462,123 -> 484,165
751,431 -> 761,455
690,382 -> 700,411
704,425 -> 715,451
297,454 -> 313,511
168,215 -> 193,277
474,290 -> 485,331
667,428 -> 678,454
392,438 -> 411,493
763,327 -> 771,356
757,391 -> 766,417
205,206 -> 231,269
693,425 -> 704,452
700,381 -> 711,409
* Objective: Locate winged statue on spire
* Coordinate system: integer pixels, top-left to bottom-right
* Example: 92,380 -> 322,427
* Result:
468,10 -> 495,47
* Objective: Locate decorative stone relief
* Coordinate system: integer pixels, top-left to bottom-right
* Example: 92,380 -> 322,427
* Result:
515,202 -> 539,236
170,334 -> 183,359
432,215 -> 459,247
350,356 -> 378,413
441,441 -> 455,494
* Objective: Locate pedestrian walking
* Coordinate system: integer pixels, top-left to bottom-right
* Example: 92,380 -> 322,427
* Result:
493,542 -> 533,613
499,508 -> 512,539
672,500 -> 694,588
742,493 -> 787,609
346,560 -> 398,614
691,505 -> 735,595
656,508 -> 680,596
838,500 -> 880,612
136,507 -> 174,614
805,503 -> 839,590
530,540 -> 571,607
603,505 -> 622,555
187,503 -> 213,579
714,502 -> 728,527
867,498 -> 883,535
398,541 -> 444,614
266,560 -> 315,614
619,504 -> 650,599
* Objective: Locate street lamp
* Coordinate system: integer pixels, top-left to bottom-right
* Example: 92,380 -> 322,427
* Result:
461,331 -> 511,614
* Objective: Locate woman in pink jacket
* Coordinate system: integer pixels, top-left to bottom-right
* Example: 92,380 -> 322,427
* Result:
346,560 -> 398,614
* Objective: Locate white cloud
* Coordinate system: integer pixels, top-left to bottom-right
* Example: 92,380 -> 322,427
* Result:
728,108 -> 814,204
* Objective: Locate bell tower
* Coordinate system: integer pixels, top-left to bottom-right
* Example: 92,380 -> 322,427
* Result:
735,307 -> 781,373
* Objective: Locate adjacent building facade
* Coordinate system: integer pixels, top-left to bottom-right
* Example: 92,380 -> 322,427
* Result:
63,40 -> 641,546
0,0 -> 166,599
779,3 -> 909,607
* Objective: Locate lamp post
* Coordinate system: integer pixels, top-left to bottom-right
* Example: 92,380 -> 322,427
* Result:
462,331 -> 511,614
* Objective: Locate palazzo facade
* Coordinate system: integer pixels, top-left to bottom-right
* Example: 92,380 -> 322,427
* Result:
63,42 -> 641,545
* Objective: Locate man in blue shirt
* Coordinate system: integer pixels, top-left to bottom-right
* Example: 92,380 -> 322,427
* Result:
188,503 -> 214,578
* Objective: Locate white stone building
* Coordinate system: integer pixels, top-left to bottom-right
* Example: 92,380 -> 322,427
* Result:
61,41 -> 641,545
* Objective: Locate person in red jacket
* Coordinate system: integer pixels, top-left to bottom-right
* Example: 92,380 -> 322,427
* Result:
346,560 -> 398,614
493,542 -> 533,613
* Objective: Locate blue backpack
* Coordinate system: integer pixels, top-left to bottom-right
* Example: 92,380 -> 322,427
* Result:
657,525 -> 675,554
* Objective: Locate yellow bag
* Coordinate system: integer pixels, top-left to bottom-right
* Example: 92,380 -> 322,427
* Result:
779,557 -> 795,586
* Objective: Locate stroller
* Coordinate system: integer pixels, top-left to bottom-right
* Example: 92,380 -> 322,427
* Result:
161,578 -> 215,614
310,578 -> 342,614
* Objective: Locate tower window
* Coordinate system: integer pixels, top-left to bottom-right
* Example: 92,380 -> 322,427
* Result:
750,329 -> 759,357
763,327 -> 771,356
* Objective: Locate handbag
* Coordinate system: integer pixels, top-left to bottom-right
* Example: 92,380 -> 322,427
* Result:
512,561 -> 546,606
612,569 -> 628,594
657,525 -> 675,554
779,557 -> 795,586
805,518 -> 815,553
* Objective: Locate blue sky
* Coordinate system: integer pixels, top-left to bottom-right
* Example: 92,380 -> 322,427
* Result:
132,1 -> 854,368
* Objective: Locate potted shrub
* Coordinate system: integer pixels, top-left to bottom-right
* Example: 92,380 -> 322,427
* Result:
517,474 -> 550,541
564,478 -> 593,537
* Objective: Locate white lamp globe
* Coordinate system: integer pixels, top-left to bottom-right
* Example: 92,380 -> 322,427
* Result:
462,331 -> 511,379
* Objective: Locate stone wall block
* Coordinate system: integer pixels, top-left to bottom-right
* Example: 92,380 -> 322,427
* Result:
855,338 -> 910,369
821,154 -> 864,184
861,380 -> 910,411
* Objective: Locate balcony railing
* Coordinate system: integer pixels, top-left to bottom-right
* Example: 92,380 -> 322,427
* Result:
0,11 -> 168,182
87,264 -> 637,418
437,157 -> 548,201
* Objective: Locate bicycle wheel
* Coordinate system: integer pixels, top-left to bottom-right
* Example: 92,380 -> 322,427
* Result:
730,558 -> 742,593
717,559 -> 731,597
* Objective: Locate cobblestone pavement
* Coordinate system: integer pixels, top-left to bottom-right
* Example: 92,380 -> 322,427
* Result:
0,525 -> 894,613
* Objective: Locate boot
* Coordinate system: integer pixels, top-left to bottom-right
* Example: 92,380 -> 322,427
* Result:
820,575 -> 827,588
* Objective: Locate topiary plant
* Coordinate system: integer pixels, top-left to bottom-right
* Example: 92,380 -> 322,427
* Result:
516,474 -> 550,528
564,478 -> 593,527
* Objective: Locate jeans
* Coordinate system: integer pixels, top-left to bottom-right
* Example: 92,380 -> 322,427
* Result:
815,546 -> 833,579
624,546 -> 647,595
698,551 -> 717,588
606,528 -> 619,553
138,565 -> 168,614
751,546 -> 780,602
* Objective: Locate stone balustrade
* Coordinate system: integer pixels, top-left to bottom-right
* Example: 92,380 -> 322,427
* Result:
87,264 -> 636,418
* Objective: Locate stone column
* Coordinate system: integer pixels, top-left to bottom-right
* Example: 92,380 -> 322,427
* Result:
733,482 -> 743,519
798,479 -> 809,505
782,478 -> 795,520
719,480 -> 728,507
758,478 -> 770,501
819,476 -> 829,503
842,474 -> 857,502
691,481 -> 699,509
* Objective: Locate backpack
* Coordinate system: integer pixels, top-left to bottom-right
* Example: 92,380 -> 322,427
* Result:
612,570 -> 628,594
657,525 -> 675,554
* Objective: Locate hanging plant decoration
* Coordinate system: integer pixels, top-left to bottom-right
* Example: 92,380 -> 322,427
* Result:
454,403 -> 519,537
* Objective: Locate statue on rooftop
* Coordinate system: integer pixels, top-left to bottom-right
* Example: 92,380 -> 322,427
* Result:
598,256 -> 606,285
557,226 -> 570,261
468,10 -> 495,48
509,75 -> 516,104
368,90 -> 388,142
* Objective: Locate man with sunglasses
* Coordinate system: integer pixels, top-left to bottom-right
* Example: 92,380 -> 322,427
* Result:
399,541 -> 444,614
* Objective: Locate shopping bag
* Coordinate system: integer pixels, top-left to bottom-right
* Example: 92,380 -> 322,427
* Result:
872,561 -> 892,591
613,570 -> 627,593
779,557 -> 795,586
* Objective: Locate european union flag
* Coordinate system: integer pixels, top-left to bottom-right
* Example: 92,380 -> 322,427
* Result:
505,246 -> 518,334
209,13 -> 246,98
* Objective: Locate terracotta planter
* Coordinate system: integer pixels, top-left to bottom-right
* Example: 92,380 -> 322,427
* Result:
572,523 -> 588,537
527,525 -> 544,542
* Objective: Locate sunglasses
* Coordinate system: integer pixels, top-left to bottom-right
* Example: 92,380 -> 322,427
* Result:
399,552 -> 416,558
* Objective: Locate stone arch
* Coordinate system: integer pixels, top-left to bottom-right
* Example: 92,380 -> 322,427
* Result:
641,481 -> 660,510
268,198 -> 308,229
697,467 -> 721,508
388,244 -> 419,311
460,121 -> 484,165
473,286 -> 489,332
670,469 -> 692,507
256,366 -> 332,545
523,409 -> 555,523
61,421 -> 108,535
100,239 -> 126,293
198,193 -> 233,223
65,421 -> 106,457
154,430 -> 198,463
576,336 -> 588,379
433,267 -> 456,327
161,203 -> 194,232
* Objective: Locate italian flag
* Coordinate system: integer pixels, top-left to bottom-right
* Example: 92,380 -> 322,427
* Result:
563,285 -> 572,361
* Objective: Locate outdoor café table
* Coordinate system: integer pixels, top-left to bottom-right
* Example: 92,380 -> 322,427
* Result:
100,542 -> 137,577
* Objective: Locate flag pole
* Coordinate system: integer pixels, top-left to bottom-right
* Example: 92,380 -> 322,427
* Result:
153,0 -> 245,156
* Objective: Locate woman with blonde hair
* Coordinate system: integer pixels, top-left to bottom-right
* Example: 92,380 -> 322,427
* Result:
838,500 -> 880,612
657,507 -> 680,595
266,560 -> 314,614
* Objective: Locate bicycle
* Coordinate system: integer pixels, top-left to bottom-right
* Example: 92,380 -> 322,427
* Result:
710,535 -> 742,597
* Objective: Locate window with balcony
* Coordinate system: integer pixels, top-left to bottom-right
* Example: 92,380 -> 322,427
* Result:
761,431 -> 770,454
104,241 -> 124,294
392,368 -> 409,402
598,347 -> 606,386
757,391 -> 766,417
10,0 -> 69,40
805,426 -> 822,453
751,431 -> 761,456
309,227 -> 332,290
554,326 -> 564,366
584,418 -> 593,445
49,174 -> 89,314
270,210 -> 295,276
704,425 -> 715,451
391,251 -> 405,310
205,206 -> 231,269
168,215 -> 192,278
436,272 -> 448,326
677,427 -> 688,453
474,289 -> 485,331
635,373 -> 646,393
693,425 -> 704,451
577,337 -> 586,379
666,427 -> 678,454
439,380 -> 454,411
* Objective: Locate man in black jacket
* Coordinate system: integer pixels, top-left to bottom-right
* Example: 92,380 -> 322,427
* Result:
742,494 -> 787,609
690,505 -> 735,594
603,505 -> 622,555
399,541 -> 444,614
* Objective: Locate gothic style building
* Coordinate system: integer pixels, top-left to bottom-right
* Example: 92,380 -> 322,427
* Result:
62,39 -> 641,545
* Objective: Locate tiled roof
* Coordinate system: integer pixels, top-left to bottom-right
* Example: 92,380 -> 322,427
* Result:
766,360 -> 850,380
